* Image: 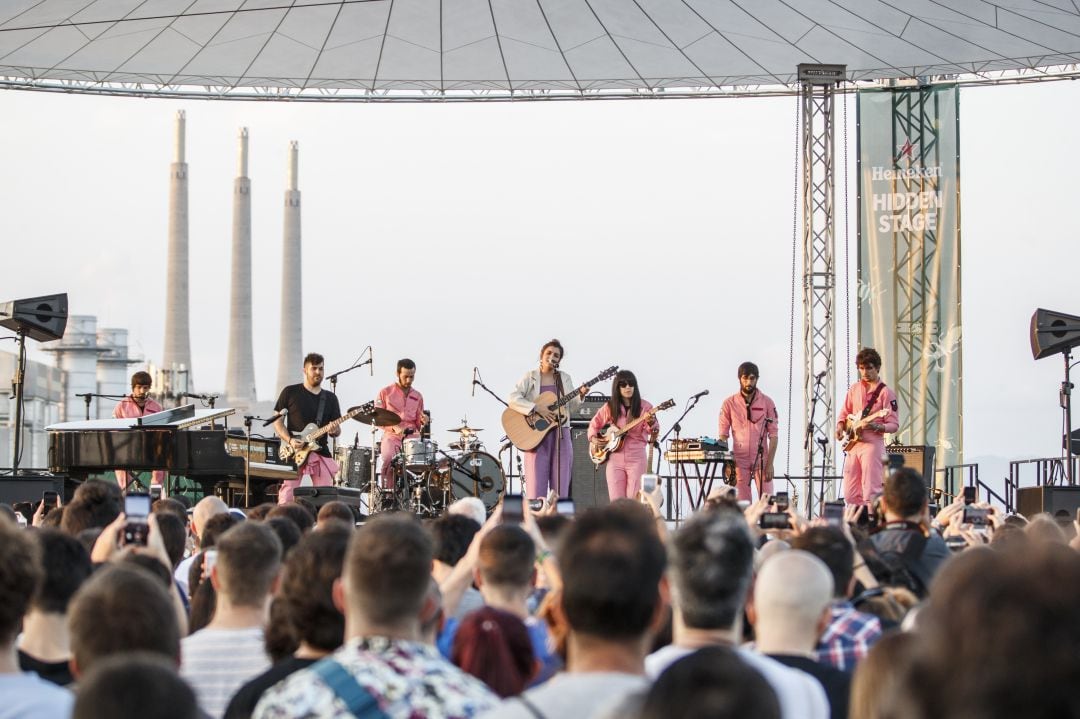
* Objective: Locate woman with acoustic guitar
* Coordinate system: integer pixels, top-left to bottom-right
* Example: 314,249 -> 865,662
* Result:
587,370 -> 660,500
507,339 -> 590,499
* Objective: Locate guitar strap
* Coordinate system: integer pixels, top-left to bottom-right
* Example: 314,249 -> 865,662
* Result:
315,390 -> 328,428
860,383 -> 887,419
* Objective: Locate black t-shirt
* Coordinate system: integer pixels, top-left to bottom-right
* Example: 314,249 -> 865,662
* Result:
223,655 -> 320,719
274,384 -> 342,456
18,649 -> 74,687
768,654 -> 851,719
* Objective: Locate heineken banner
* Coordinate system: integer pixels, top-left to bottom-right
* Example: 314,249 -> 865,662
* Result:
857,86 -> 962,477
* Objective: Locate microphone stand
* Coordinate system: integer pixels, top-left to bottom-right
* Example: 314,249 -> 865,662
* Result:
752,417 -> 771,500
75,393 -> 127,421
242,414 -> 256,507
326,358 -> 370,454
660,393 -> 707,523
473,370 -> 516,492
805,374 -> 825,517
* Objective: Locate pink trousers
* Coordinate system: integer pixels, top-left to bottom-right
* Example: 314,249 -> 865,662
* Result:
279,453 -> 339,504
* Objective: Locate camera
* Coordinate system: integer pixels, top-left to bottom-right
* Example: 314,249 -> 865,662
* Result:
963,486 -> 976,505
758,512 -> 792,531
773,491 -> 789,512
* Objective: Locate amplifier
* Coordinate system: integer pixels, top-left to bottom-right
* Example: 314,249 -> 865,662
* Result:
570,425 -> 609,509
887,445 -> 936,483
294,486 -> 365,522
570,394 -> 610,427
1017,486 -> 1080,520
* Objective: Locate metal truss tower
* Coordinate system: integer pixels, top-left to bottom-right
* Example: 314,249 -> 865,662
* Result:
889,88 -> 947,460
799,64 -> 845,487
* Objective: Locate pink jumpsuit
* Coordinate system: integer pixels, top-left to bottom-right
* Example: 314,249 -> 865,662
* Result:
718,391 -> 779,501
588,400 -> 658,500
375,383 -> 425,488
837,381 -> 899,505
113,396 -> 165,491
279,453 -> 338,505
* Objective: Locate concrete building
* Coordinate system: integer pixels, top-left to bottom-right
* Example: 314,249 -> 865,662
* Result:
162,110 -> 192,387
0,351 -> 63,470
224,127 -> 257,407
276,141 -> 303,392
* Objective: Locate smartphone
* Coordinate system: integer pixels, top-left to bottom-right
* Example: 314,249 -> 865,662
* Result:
773,491 -> 789,512
758,512 -> 792,531
528,498 -> 545,512
963,486 -> 976,505
42,490 -> 59,510
203,548 -> 218,576
502,494 -> 524,524
823,501 -> 845,527
962,506 -> 989,527
556,498 -> 575,516
641,474 -> 658,494
122,493 -> 152,546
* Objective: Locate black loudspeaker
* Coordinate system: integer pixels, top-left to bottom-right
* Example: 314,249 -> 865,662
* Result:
888,445 -> 936,482
570,393 -> 611,427
1030,308 -> 1080,360
294,486 -> 365,521
0,475 -> 66,510
570,425 -> 609,510
1016,486 -> 1080,520
0,293 -> 68,342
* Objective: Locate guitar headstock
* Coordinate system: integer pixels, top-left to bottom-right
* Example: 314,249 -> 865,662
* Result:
656,398 -> 676,412
596,366 -> 619,383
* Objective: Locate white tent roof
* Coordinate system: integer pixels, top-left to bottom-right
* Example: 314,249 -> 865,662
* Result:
1,0 -> 1078,100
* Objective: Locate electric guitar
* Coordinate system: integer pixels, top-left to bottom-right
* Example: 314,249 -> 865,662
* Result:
501,366 -> 618,451
589,399 -> 675,466
279,402 -> 374,466
840,408 -> 890,452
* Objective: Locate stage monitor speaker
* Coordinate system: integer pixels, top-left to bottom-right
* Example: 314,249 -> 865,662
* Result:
0,475 -> 66,517
1017,486 -> 1080,520
570,425 -> 609,510
1030,308 -> 1080,360
0,293 -> 68,342
294,486 -> 365,521
887,445 -> 936,482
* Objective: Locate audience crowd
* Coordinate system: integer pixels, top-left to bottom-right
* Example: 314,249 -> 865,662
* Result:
2,465 -> 1080,719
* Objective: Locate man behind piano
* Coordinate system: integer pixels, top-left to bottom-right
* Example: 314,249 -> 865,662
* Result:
272,353 -> 341,505
113,371 -> 165,492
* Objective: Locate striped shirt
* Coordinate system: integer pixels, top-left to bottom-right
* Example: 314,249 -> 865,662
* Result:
182,626 -> 270,718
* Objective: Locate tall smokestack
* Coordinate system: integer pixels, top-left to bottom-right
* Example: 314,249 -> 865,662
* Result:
162,110 -> 192,389
276,141 -> 302,391
224,128 -> 257,406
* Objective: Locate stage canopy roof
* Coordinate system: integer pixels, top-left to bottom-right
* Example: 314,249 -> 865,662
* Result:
1,0 -> 1078,101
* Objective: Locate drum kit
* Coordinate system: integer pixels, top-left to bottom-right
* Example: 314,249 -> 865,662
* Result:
334,414 -> 505,519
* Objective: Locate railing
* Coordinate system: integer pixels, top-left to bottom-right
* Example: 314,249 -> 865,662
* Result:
1007,456 -> 1080,511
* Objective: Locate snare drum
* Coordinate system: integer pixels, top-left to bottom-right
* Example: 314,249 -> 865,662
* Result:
334,446 -> 373,488
403,439 -> 437,468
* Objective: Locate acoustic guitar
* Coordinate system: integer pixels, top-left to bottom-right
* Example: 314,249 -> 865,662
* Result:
501,366 -> 618,451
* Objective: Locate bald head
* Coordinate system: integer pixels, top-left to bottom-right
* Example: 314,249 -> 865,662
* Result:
192,496 -> 228,537
751,550 -> 834,653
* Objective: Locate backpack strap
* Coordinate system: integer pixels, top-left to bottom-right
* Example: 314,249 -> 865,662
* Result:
310,659 -> 389,718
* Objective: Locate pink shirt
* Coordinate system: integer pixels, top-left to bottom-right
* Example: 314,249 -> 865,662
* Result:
375,383 -> 425,436
837,381 -> 899,440
587,400 -> 658,450
718,390 -> 779,464
113,396 -> 164,420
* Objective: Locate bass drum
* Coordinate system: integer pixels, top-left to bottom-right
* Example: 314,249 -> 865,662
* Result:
437,451 -> 505,512
334,446 -> 373,489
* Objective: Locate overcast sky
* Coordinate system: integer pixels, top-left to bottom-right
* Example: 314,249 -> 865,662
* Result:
2,80 -> 1078,489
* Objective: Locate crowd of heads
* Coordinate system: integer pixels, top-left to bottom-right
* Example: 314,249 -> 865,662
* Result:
2,464 -> 1080,719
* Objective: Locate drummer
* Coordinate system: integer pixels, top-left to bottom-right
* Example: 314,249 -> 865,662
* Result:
375,358 -> 428,489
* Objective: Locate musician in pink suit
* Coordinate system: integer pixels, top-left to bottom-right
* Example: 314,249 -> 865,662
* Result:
587,370 -> 659,500
718,362 -> 780,501
507,339 -> 590,499
835,347 -> 899,506
375,358 -> 428,490
112,371 -> 165,492
272,353 -> 341,505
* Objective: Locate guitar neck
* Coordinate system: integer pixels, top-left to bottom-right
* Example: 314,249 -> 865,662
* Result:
304,403 -> 371,442
549,367 -> 616,411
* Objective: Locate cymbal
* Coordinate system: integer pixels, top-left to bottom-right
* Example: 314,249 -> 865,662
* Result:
447,425 -> 484,434
350,407 -> 401,427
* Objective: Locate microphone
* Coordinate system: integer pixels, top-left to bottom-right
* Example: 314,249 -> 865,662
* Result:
369,346 -> 374,376
471,367 -> 477,397
815,370 -> 827,381
690,389 -> 710,400
263,409 -> 286,427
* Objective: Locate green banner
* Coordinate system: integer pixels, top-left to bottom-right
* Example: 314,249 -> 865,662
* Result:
857,86 -> 962,478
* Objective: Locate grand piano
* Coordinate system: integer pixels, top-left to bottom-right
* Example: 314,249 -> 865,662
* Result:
47,404 -> 289,505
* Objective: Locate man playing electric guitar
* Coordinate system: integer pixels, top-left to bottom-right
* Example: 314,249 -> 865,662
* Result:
272,352 -> 342,504
835,347 -> 899,506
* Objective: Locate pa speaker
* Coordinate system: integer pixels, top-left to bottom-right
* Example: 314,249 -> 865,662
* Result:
294,486 -> 365,521
1030,308 -> 1080,360
0,293 -> 68,342
570,425 -> 609,510
1017,486 -> 1080,520
888,445 -> 936,482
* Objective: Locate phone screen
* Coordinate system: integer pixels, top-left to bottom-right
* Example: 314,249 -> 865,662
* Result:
823,502 -> 844,526
556,499 -> 575,516
963,486 -> 976,505
641,474 -> 658,494
501,494 -> 524,524
42,490 -> 59,509
124,493 -> 151,518
773,492 -> 789,512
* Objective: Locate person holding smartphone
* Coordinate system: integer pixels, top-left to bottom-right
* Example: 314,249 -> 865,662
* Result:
587,370 -> 660,500
718,361 -> 780,502
112,371 -> 165,492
